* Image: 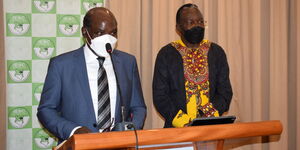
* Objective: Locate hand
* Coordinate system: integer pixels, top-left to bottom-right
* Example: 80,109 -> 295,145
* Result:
74,127 -> 92,134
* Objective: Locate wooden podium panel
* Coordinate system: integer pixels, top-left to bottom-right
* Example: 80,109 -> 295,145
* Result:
55,120 -> 282,150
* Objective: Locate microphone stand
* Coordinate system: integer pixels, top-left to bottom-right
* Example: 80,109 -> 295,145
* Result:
105,43 -> 134,131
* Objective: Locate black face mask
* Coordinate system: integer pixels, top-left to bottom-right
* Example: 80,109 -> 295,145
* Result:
183,26 -> 205,44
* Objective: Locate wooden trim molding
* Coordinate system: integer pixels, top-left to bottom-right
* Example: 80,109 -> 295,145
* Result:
0,0 -> 7,149
56,120 -> 282,150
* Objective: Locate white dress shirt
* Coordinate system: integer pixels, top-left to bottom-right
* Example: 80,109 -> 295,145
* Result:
69,45 -> 117,136
84,44 -> 117,124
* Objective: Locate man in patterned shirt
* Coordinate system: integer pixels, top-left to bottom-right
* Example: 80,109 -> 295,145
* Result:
153,3 -> 233,128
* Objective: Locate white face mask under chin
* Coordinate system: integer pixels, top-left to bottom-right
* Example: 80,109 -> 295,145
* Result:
86,32 -> 117,57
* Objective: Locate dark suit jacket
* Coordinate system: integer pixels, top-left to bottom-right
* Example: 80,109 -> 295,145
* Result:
37,46 -> 146,141
153,43 -> 232,128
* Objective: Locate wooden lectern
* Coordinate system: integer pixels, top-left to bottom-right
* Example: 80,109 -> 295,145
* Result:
54,120 -> 282,150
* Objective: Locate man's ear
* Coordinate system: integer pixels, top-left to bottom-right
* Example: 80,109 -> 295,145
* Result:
81,27 -> 89,44
176,24 -> 182,37
81,27 -> 87,37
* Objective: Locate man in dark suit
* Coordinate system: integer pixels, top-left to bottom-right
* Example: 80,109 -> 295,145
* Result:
37,7 -> 146,142
153,3 -> 232,128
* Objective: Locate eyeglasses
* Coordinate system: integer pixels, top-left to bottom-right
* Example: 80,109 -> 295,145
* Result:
179,20 -> 208,28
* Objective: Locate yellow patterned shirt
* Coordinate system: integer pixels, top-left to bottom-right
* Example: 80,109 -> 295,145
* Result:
171,40 -> 219,127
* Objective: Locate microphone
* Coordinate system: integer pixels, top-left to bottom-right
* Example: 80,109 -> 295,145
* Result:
105,43 -> 134,131
105,43 -> 113,54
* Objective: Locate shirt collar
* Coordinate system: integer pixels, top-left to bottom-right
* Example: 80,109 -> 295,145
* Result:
84,44 -> 113,64
84,44 -> 99,63
174,39 -> 208,48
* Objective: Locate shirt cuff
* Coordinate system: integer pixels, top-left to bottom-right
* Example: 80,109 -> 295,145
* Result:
172,110 -> 191,127
69,126 -> 82,138
199,102 -> 220,117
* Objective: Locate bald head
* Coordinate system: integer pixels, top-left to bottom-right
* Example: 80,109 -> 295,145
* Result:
82,7 -> 118,43
83,7 -> 117,29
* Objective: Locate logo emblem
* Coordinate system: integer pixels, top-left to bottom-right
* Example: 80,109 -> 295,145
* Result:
33,38 -> 55,59
33,0 -> 56,13
82,0 -> 103,12
58,15 -> 80,36
34,129 -> 56,149
8,61 -> 31,82
7,14 -> 30,36
34,84 -> 43,103
8,107 -> 31,129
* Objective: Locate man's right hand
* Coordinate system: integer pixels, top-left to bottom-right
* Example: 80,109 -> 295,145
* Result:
74,126 -> 92,134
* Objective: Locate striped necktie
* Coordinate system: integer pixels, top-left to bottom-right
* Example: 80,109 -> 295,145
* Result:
96,57 -> 111,130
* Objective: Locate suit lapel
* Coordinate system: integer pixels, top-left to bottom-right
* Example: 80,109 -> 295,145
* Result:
74,48 -> 96,120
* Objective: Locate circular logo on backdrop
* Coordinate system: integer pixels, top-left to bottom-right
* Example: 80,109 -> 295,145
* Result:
34,129 -> 56,149
33,0 -> 55,13
34,84 -> 44,103
8,107 -> 30,128
8,61 -> 31,82
33,38 -> 55,59
7,14 -> 30,35
58,15 -> 80,36
82,0 -> 103,12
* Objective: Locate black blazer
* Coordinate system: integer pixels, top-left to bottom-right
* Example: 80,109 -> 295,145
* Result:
153,43 -> 233,128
